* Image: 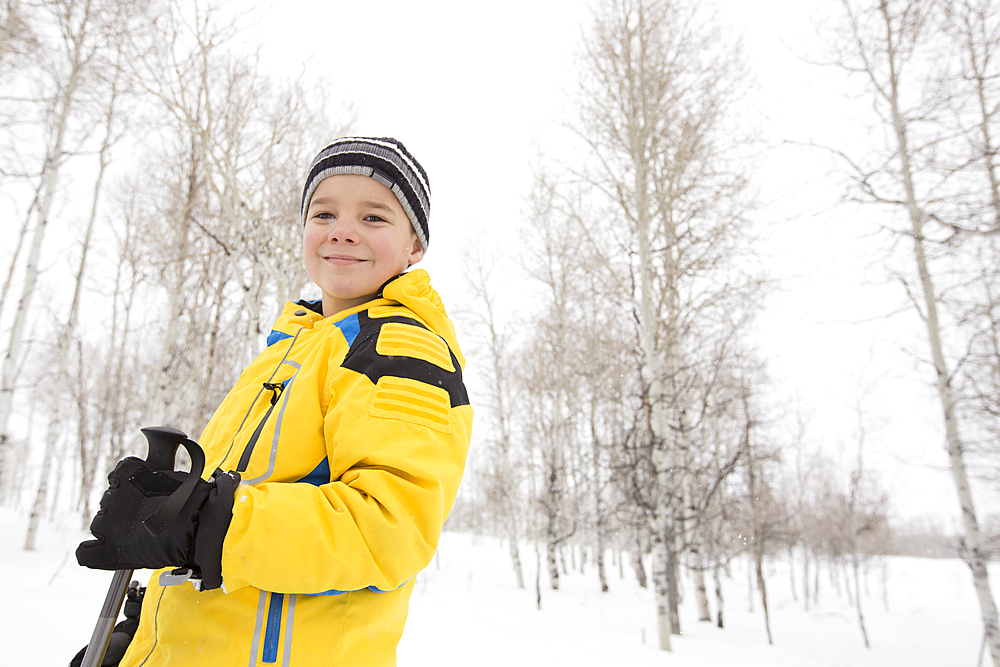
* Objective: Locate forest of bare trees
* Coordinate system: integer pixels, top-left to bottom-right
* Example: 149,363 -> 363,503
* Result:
1,0 -> 998,660
0,0 -> 348,542
453,0 -> 1000,657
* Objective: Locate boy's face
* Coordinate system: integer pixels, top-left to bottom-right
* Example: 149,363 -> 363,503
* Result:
303,174 -> 423,317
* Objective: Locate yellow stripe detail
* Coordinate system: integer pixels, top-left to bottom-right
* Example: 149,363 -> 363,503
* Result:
369,376 -> 453,433
368,306 -> 414,320
376,322 -> 455,372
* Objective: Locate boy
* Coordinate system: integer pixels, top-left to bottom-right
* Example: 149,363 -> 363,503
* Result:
75,137 -> 473,666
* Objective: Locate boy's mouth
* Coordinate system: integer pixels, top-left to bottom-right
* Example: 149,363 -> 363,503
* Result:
324,254 -> 364,265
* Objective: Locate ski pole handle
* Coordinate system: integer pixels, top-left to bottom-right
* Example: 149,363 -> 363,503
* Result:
78,426 -> 191,666
140,425 -> 189,470
138,426 -> 206,536
80,568 -> 133,667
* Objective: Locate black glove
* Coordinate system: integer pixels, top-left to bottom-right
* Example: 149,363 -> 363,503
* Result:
76,457 -> 240,590
69,582 -> 145,667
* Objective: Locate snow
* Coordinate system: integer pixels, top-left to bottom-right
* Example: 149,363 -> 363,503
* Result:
2,508 -> 987,666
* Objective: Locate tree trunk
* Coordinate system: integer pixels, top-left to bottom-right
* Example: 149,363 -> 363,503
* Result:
652,522 -> 675,649
0,134 -> 65,488
25,70 -> 117,548
844,559 -> 853,606
535,540 -> 543,610
814,553 -> 821,605
547,530 -> 560,591
0,187 -> 39,325
693,551 -> 711,621
637,110 -> 675,652
509,536 -> 525,590
633,545 -> 648,589
666,531 -> 681,635
0,0 -> 93,494
788,544 -> 798,602
803,548 -> 811,611
23,412 -> 60,550
914,224 -> 1000,664
852,549 -> 871,648
878,1 -> 1000,657
597,541 -> 609,593
754,542 -> 773,645
714,564 -> 724,628
148,135 -> 200,429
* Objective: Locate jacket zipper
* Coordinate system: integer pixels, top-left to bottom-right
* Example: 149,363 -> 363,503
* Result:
236,381 -> 285,473
262,592 -> 284,663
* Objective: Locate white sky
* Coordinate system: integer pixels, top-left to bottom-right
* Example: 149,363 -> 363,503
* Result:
237,0 -> 993,525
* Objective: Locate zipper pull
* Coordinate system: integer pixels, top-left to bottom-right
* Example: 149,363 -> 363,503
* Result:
263,381 -> 285,406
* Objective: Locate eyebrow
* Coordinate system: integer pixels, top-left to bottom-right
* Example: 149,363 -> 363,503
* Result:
307,196 -> 335,208
308,197 -> 396,213
360,200 -> 395,212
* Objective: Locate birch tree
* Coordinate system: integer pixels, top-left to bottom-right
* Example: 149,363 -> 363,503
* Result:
117,0 -> 344,434
0,0 -> 136,497
826,2 -> 1000,661
463,245 -> 526,588
574,0 -> 756,648
520,174 -> 587,591
935,0 -> 1000,495
23,56 -> 126,549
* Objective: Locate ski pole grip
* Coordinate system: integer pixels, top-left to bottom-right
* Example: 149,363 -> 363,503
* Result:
138,426 -> 208,536
140,425 -> 189,471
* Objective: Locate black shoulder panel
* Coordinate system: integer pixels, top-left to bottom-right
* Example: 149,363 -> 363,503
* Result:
343,312 -> 470,408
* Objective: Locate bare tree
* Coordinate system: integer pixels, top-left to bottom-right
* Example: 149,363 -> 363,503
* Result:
113,0 -> 346,435
735,363 -> 785,646
462,244 -> 526,589
572,0 -> 756,648
519,173 -> 588,591
24,52 -> 126,549
825,2 -> 1000,661
0,0 -> 137,498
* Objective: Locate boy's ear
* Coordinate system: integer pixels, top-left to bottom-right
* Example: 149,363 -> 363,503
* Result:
408,235 -> 424,266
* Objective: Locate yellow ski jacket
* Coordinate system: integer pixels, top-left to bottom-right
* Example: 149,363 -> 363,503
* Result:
122,270 -> 473,667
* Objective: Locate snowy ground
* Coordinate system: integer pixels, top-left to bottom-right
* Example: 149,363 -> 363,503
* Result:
1,508 -> 988,666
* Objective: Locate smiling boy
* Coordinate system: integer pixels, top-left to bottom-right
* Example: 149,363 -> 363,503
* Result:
76,137 -> 473,666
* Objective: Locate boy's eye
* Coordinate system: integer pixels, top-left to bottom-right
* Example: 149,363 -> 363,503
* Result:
313,212 -> 333,220
365,215 -> 386,223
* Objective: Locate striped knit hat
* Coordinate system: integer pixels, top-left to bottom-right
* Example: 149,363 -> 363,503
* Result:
301,137 -> 431,250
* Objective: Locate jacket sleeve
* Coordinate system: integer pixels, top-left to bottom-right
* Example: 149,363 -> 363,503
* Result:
219,317 -> 473,595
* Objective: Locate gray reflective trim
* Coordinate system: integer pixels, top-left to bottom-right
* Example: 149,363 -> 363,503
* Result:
282,594 -> 296,667
249,590 -> 268,667
370,168 -> 394,189
242,360 -> 301,485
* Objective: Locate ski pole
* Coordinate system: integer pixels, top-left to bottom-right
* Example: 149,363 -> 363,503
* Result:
80,569 -> 133,667
79,426 -> 194,667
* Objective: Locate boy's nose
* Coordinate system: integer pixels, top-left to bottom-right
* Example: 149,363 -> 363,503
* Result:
327,217 -> 358,243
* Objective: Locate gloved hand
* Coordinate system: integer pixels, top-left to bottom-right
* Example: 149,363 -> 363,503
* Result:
69,582 -> 145,667
76,457 -> 240,590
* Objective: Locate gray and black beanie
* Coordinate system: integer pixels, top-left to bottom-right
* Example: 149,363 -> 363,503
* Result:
301,137 -> 431,251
